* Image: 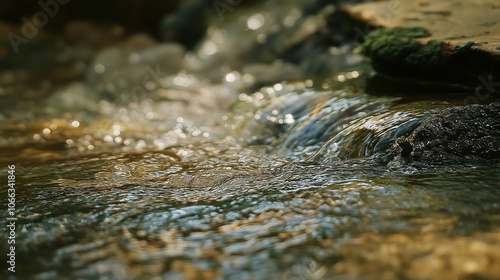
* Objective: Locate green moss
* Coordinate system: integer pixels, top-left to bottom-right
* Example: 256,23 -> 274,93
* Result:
361,27 -> 447,78
365,27 -> 431,42
362,27 -> 430,55
451,41 -> 476,54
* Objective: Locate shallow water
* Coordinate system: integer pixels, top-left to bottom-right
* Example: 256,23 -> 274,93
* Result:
2,151 -> 500,279
1,1 -> 500,279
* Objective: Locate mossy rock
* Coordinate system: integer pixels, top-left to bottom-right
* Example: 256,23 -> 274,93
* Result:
362,27 -> 447,78
346,0 -> 500,91
360,27 -> 496,88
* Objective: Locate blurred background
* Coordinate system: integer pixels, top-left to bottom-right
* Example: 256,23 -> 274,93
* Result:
0,0 -> 366,103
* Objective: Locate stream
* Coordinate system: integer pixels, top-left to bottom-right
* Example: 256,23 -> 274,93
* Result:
1,1 -> 500,279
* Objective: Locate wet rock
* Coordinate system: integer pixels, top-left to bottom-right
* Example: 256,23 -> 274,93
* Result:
388,103 -> 500,165
373,118 -> 424,154
346,0 -> 500,58
361,27 -> 447,79
360,26 -> 497,87
346,0 -> 500,89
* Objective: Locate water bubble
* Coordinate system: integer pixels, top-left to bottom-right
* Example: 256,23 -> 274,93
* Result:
285,114 -> 295,124
239,93 -> 252,103
257,33 -> 267,44
192,129 -> 201,137
201,41 -> 217,56
211,28 -> 227,44
247,14 -> 265,30
104,135 -> 114,142
283,8 -> 301,27
243,73 -> 255,84
128,53 -> 140,64
225,71 -> 240,83
145,81 -> 155,90
136,140 -> 146,149
124,138 -> 134,146
173,74 -> 193,87
94,63 -> 105,74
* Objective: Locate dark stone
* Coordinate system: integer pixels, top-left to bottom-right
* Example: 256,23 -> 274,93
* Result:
389,103 -> 500,164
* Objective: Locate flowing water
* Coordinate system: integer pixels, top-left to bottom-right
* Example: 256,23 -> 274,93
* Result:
1,1 -> 500,279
